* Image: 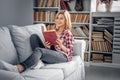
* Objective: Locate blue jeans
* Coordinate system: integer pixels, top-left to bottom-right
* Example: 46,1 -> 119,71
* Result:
20,34 -> 68,70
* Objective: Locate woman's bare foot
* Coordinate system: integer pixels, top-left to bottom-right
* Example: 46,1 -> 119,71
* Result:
17,64 -> 24,73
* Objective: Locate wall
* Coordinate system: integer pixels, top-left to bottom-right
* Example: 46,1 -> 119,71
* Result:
0,0 -> 33,26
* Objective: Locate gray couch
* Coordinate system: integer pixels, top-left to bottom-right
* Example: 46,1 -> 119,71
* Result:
0,24 -> 86,80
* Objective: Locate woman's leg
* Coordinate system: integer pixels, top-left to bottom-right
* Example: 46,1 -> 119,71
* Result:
30,34 -> 45,50
17,34 -> 45,72
17,47 -> 68,72
18,48 -> 42,72
17,34 -> 67,72
38,48 -> 68,64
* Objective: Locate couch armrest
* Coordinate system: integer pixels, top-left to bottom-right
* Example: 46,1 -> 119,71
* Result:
73,39 -> 86,61
0,70 -> 25,80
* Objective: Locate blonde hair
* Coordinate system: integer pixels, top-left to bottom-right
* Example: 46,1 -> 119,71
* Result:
55,10 -> 72,30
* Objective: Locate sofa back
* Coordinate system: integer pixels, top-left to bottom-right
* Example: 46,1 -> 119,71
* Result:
0,24 -> 85,64
0,27 -> 19,64
8,24 -> 46,63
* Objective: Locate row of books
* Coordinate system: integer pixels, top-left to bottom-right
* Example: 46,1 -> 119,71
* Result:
91,29 -> 113,52
91,53 -> 112,63
91,41 -> 112,52
92,32 -> 104,41
46,24 -> 56,30
34,11 -> 56,22
71,25 -> 89,37
71,13 -> 90,23
36,0 -> 59,7
96,17 -> 114,25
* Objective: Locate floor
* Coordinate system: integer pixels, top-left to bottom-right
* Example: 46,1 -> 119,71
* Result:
85,65 -> 120,80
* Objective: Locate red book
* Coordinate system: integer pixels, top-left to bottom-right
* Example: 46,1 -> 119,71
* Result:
43,30 -> 58,45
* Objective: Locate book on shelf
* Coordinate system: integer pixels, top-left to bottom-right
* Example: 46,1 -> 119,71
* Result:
104,56 -> 112,63
38,0 -> 44,7
75,27 -> 87,37
92,32 -> 104,41
43,30 -> 58,45
46,24 -> 56,30
70,13 -> 76,22
85,14 -> 90,23
34,11 -> 56,22
104,29 -> 112,38
34,10 -> 39,21
42,0 -> 48,7
104,29 -> 113,44
70,14 -> 90,23
54,0 -> 59,7
47,0 -> 54,7
92,60 -> 104,63
97,17 -> 114,25
82,14 -> 88,23
85,40 -> 89,51
71,27 -> 79,36
92,53 -> 104,62
104,35 -> 112,44
92,53 -> 103,60
84,53 -> 88,61
82,25 -> 89,37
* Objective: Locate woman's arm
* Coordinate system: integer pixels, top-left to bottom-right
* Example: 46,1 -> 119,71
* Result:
56,32 -> 74,55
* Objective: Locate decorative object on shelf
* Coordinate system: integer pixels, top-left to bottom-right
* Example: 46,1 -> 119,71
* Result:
96,0 -> 113,12
75,0 -> 84,11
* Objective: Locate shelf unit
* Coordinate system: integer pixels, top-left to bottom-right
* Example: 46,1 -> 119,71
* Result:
33,0 -> 120,67
33,0 -> 60,25
33,0 -> 91,62
61,0 -> 91,62
90,12 -> 120,67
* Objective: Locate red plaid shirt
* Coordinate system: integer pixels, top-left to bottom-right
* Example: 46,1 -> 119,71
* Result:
55,29 -> 75,61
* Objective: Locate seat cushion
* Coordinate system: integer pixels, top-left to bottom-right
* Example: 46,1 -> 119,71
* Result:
8,24 -> 46,63
21,69 -> 64,80
0,27 -> 18,64
43,56 -> 83,78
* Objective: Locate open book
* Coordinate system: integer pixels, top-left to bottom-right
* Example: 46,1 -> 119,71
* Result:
43,30 -> 58,45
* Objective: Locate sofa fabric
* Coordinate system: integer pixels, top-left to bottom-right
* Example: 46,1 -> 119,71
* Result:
0,60 -> 18,73
8,24 -> 46,63
21,69 -> 64,80
73,40 -> 86,60
0,70 -> 25,80
0,27 -> 18,64
0,24 -> 85,80
43,56 -> 82,78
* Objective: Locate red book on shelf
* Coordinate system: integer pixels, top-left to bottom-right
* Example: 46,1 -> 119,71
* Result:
43,30 -> 58,45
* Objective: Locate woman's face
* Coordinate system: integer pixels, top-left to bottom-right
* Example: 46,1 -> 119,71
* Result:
55,14 -> 66,28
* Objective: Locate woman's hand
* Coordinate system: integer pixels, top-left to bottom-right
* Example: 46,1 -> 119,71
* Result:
44,41 -> 51,49
56,39 -> 63,47
56,39 -> 68,53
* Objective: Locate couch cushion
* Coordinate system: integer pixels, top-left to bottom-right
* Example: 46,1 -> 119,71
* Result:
8,24 -> 46,63
73,40 -> 86,60
21,69 -> 64,80
43,56 -> 83,78
0,27 -> 18,64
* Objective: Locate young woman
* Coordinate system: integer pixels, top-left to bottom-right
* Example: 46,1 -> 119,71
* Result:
17,10 -> 75,72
